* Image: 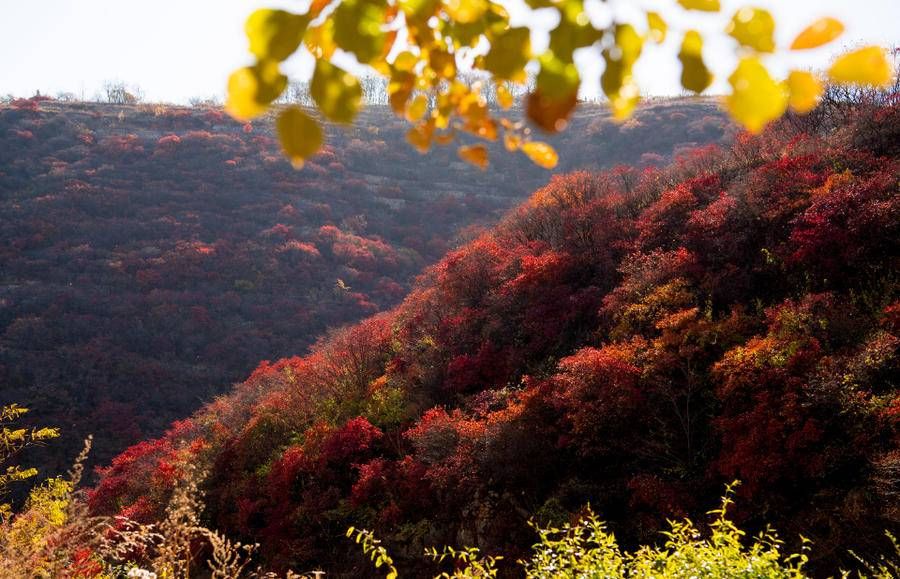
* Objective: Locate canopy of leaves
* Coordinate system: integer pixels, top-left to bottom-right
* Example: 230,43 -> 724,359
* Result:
228,1 -> 891,168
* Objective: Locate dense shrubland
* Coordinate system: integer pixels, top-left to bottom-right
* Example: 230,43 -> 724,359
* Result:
4,425 -> 899,579
0,98 -> 731,476
8,405 -> 829,576
58,94 -> 900,577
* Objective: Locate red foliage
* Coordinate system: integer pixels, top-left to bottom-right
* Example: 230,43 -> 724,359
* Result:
11,98 -> 40,111
446,341 -> 510,393
156,134 -> 181,150
636,181 -> 700,250
81,101 -> 899,574
882,301 -> 900,334
788,167 -> 899,278
745,155 -> 826,223
712,295 -> 850,496
552,344 -> 643,457
67,547 -> 104,578
266,446 -> 307,505
322,417 -> 382,464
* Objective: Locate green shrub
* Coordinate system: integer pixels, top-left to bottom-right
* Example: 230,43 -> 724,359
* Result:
352,483 -> 900,578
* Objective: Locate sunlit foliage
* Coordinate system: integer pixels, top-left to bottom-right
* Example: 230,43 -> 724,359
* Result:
349,486 -> 900,578
228,1 -> 893,167
0,405 -> 59,520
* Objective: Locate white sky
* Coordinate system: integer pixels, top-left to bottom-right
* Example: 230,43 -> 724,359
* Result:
1,0 -> 897,103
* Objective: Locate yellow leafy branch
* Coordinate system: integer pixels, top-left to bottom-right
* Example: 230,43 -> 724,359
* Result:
224,1 -> 893,169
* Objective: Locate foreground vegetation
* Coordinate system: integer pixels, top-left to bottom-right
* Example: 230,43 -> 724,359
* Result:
3,429 -> 898,579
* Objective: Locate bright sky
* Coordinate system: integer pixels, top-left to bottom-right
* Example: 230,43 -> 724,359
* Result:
1,0 -> 897,103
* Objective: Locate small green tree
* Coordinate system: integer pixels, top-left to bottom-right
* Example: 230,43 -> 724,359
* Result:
0,404 -> 59,520
348,484 -> 900,578
523,484 -> 810,578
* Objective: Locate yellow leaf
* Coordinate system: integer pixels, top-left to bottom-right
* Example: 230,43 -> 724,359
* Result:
434,131 -> 456,145
647,12 -> 667,43
828,46 -> 893,87
521,141 -> 558,169
443,0 -> 488,24
790,17 -> 844,50
483,27 -> 531,81
406,94 -> 429,121
678,0 -> 720,12
523,0 -> 556,8
32,427 -> 59,440
401,0 -> 439,20
276,106 -> 324,168
679,30 -> 713,93
787,70 -> 823,114
504,131 -> 521,151
527,89 -> 578,133
393,51 -> 418,72
497,83 -> 514,109
725,57 -> 787,133
333,0 -> 387,64
245,9 -> 310,62
609,83 -> 640,121
726,7 -> 775,53
601,24 -> 643,121
464,117 -> 498,141
226,61 -> 287,121
389,71 -> 416,114
305,20 -> 337,59
527,53 -> 580,132
549,6 -> 603,62
406,121 -> 434,153
458,144 -> 489,169
310,60 -> 362,123
615,23 -> 643,65
428,48 -> 457,79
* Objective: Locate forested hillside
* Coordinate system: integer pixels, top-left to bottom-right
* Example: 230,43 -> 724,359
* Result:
88,99 -> 899,576
0,97 -> 733,476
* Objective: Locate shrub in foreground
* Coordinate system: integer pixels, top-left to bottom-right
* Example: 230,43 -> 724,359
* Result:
349,484 -> 900,579
2,440 -> 899,579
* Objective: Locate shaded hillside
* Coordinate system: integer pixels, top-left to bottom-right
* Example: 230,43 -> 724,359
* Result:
0,97 -> 733,476
90,101 -> 899,575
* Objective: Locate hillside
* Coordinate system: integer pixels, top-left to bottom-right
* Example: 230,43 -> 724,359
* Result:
0,97 -> 734,477
88,100 -> 899,576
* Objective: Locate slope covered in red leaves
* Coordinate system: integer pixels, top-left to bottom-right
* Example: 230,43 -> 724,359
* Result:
0,98 -> 732,475
89,101 -> 900,575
